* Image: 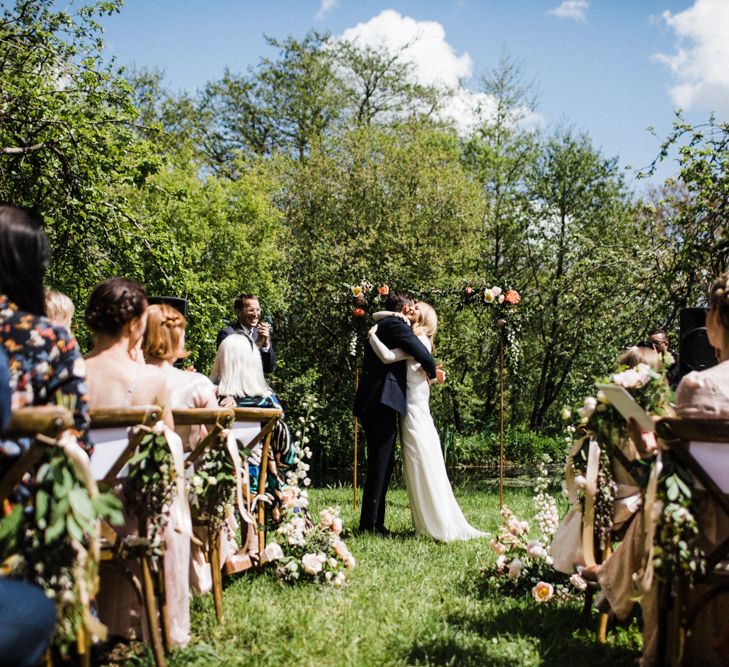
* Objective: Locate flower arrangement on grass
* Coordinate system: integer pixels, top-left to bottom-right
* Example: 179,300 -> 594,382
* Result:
261,395 -> 356,586
483,457 -> 581,602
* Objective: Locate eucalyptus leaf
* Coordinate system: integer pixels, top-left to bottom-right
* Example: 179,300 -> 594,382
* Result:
69,488 -> 95,522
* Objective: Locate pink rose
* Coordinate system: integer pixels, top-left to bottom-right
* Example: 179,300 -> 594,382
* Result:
504,290 -> 520,305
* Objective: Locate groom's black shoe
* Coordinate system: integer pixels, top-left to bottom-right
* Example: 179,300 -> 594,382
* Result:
375,525 -> 391,537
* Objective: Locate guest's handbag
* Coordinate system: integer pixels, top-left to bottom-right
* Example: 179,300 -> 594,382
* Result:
235,393 -> 282,410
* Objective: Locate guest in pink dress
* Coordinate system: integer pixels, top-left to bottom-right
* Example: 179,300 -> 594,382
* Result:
85,279 -> 191,647
143,304 -> 240,592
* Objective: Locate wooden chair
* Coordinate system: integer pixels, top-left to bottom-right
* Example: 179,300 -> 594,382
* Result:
0,407 -> 92,666
0,406 -> 73,501
572,432 -> 649,643
655,417 -> 729,666
88,406 -> 168,667
231,407 -> 283,555
172,407 -> 235,623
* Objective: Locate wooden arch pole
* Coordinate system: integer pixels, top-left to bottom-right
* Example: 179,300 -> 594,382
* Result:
353,366 -> 360,511
496,318 -> 507,510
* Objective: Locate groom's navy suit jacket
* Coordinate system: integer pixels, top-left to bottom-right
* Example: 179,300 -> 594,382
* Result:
354,315 -> 437,417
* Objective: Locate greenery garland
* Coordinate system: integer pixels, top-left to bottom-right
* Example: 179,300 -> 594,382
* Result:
124,428 -> 177,564
0,448 -> 123,655
189,435 -> 240,534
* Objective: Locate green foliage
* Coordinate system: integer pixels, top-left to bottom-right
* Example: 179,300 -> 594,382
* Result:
0,448 -> 122,654
4,7 -> 728,473
447,428 -> 565,468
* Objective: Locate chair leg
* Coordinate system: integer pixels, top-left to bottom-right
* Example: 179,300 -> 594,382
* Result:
77,623 -> 91,667
156,562 -> 172,653
141,555 -> 167,667
598,610 -> 609,643
581,587 -> 595,625
210,530 -> 224,623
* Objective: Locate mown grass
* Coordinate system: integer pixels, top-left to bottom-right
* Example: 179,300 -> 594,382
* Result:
114,484 -> 643,666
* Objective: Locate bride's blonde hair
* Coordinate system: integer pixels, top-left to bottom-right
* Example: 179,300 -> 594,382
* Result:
413,301 -> 437,349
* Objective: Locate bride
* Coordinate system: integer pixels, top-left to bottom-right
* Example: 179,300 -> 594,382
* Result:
369,302 -> 485,542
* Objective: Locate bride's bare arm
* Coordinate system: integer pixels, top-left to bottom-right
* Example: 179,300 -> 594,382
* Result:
368,325 -> 410,364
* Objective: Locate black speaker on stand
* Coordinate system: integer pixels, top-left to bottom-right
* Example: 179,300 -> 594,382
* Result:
147,296 -> 190,368
677,307 -> 717,385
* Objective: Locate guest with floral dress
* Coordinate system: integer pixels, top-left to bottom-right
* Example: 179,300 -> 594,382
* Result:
0,203 -> 90,468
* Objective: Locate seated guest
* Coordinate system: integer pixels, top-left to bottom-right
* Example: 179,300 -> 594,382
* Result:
84,278 -> 190,647
627,272 -> 729,666
216,293 -> 275,374
0,578 -> 57,667
142,303 -> 240,590
0,345 -> 56,666
211,334 -> 293,520
618,344 -> 662,370
212,334 -> 281,409
0,203 -> 89,452
143,303 -> 218,449
45,289 -> 75,330
0,347 -> 9,432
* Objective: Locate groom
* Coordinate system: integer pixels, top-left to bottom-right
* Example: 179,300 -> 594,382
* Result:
354,290 -> 441,534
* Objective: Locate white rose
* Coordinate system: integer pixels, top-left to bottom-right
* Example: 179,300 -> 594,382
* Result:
264,542 -> 284,561
526,540 -> 547,560
507,558 -> 523,580
302,553 -> 323,575
570,573 -> 588,591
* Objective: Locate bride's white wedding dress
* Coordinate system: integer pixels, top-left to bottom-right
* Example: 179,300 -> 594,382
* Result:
370,321 -> 485,542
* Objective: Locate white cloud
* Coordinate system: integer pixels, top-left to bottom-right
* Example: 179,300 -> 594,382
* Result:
653,0 -> 729,116
338,10 -> 544,134
548,1 -> 589,23
316,0 -> 338,21
340,10 -> 472,89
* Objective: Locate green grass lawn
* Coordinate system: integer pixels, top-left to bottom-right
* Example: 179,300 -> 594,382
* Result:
124,484 -> 643,666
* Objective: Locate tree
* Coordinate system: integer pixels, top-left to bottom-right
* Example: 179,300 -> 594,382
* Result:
0,0 -> 162,304
521,130 -> 646,428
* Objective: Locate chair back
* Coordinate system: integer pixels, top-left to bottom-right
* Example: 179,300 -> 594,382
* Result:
0,406 -> 74,501
88,406 -> 162,485
171,408 -> 235,466
656,417 -> 729,572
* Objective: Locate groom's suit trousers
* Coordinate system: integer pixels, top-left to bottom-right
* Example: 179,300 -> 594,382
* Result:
359,404 -> 398,531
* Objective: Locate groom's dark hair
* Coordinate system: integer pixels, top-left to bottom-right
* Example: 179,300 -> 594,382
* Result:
385,290 -> 414,313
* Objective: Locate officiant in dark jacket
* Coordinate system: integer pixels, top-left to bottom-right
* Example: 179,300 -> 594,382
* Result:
354,291 -> 438,534
216,293 -> 276,374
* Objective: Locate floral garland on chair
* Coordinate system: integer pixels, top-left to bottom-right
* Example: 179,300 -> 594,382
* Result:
124,425 -> 178,564
562,362 -> 704,584
0,440 -> 123,656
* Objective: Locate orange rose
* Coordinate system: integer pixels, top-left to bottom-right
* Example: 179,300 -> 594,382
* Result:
378,285 -> 389,296
504,289 -> 520,305
353,308 -> 366,317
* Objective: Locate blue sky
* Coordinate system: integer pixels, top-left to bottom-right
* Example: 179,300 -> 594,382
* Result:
100,1 -> 729,189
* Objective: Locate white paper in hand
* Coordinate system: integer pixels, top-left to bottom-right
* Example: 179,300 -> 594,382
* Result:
595,384 -> 655,432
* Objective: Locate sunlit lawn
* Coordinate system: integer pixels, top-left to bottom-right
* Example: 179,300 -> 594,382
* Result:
107,483 -> 642,666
